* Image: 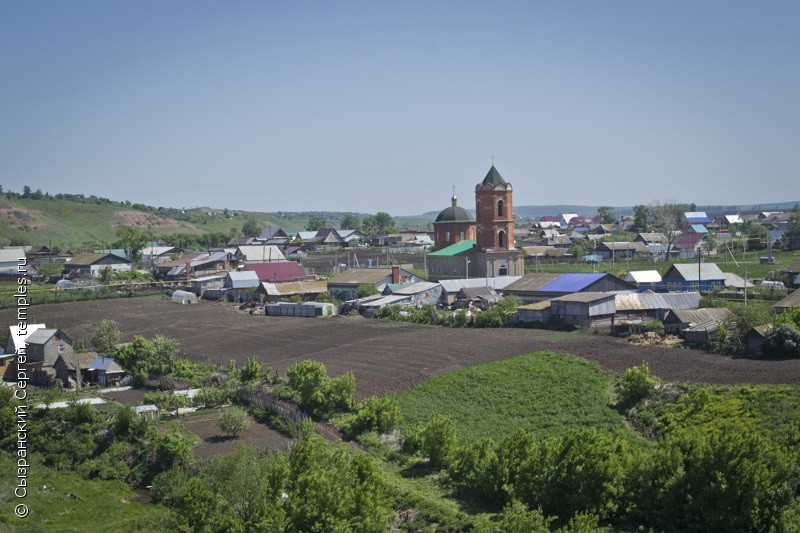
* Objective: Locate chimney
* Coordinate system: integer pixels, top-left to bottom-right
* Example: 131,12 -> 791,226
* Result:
391,265 -> 400,284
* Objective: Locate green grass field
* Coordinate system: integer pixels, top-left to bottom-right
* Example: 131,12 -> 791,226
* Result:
0,455 -> 174,532
395,351 -> 632,443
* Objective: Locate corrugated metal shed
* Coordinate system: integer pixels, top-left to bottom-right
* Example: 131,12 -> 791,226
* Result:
665,263 -> 725,282
437,276 -> 522,293
0,247 -> 29,264
724,273 -> 754,289
428,240 -> 477,256
258,280 -> 328,297
668,308 -> 735,325
615,291 -> 700,311
537,273 -> 606,293
328,268 -> 392,285
517,300 -> 552,311
658,292 -> 702,309
224,271 -> 260,289
235,245 -> 286,262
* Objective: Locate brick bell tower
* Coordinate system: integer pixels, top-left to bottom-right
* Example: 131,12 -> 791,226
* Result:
475,165 -> 515,251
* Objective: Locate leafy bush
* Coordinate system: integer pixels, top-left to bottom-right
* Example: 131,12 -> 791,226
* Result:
285,360 -> 356,417
346,396 -> 401,436
355,283 -> 378,298
419,414 -> 459,469
193,387 -> 229,408
218,406 -> 250,438
639,320 -> 665,335
761,324 -> 800,359
616,362 -> 658,406
142,391 -> 190,412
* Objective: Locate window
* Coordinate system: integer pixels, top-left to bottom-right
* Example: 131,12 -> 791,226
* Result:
499,264 -> 508,276
58,344 -> 65,354
498,200 -> 505,217
445,232 -> 451,242
498,230 -> 507,248
460,231 -> 465,240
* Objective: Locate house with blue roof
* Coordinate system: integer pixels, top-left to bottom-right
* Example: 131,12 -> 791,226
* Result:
501,272 -> 635,303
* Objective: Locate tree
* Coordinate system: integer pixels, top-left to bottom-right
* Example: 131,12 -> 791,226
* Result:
36,260 -> 64,277
596,206 -> 616,224
633,204 -> 650,232
375,211 -> 395,233
782,210 -> 800,250
22,185 -> 32,198
307,216 -> 327,231
347,396 -> 401,435
650,200 -> 686,260
287,360 -> 330,411
355,283 -> 378,298
420,414 -> 459,469
617,362 -> 658,406
113,226 -> 149,265
361,214 -> 378,234
241,218 -> 262,238
340,213 -> 361,231
91,319 -> 122,354
761,324 -> 800,359
219,406 -> 250,438
115,334 -> 179,380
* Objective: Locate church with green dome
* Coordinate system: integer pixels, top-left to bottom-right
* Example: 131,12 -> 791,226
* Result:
427,166 -> 525,280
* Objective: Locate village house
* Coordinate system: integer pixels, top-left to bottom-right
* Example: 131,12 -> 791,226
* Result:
223,271 -> 261,290
233,244 -> 286,263
156,251 -> 239,280
327,266 -> 420,300
774,288 -> 800,314
549,292 -> 617,328
437,276 -> 522,306
244,261 -> 307,282
612,292 -> 701,330
256,280 -> 328,302
623,270 -> 662,289
502,272 -> 635,304
594,241 -> 649,261
660,263 -> 727,292
255,227 -> 289,245
53,352 -> 98,388
23,328 -> 74,385
663,308 -> 736,342
744,325 -> 773,357
62,253 -> 132,277
141,245 -> 183,267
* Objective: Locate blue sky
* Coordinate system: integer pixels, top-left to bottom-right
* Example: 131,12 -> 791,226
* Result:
2,1 -> 798,215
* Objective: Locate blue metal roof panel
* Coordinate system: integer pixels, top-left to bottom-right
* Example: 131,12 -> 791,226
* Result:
537,272 -> 606,293
690,224 -> 708,234
686,217 -> 712,224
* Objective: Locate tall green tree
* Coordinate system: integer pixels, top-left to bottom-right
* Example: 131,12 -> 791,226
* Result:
633,204 -> 650,232
114,226 -> 149,265
241,218 -> 262,238
91,319 -> 122,354
340,213 -> 361,231
375,211 -> 395,233
307,216 -> 327,231
596,206 -> 617,224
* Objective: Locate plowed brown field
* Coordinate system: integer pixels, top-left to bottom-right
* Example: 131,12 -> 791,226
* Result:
5,298 -> 800,399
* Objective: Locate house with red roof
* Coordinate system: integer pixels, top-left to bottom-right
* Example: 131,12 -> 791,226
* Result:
244,261 -> 308,282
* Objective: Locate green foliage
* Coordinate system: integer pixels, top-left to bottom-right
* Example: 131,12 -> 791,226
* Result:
37,259 -> 65,277
762,323 -> 800,359
115,334 -> 179,380
494,500 -> 554,532
31,401 -> 105,468
617,362 -> 658,406
776,306 -> 800,329
419,414 -> 459,469
90,319 -> 122,354
340,213 -> 361,231
355,283 -> 379,298
285,359 -> 356,418
142,390 -> 190,412
240,355 -> 265,383
473,295 -> 522,328
397,352 -> 630,443
596,205 -> 617,224
639,319 -> 664,335
113,226 -> 149,265
630,427 -> 798,531
193,386 -> 229,408
346,395 -> 401,436
307,215 -> 327,231
286,435 -> 394,532
633,204 -> 650,232
241,217 -> 262,238
0,387 -> 20,449
218,406 -> 250,438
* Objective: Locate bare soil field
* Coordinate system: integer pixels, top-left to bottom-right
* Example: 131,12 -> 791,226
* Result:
5,298 -> 800,399
170,412 -> 292,460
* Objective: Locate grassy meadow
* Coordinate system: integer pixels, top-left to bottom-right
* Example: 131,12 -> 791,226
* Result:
395,351 -> 631,443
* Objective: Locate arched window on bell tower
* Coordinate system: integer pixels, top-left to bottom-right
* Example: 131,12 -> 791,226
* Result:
498,199 -> 505,217
498,230 -> 507,248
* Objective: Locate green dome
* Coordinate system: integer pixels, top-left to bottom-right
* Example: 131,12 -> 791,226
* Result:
435,196 -> 473,223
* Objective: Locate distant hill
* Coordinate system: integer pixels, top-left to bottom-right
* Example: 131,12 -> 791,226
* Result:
0,195 -> 354,249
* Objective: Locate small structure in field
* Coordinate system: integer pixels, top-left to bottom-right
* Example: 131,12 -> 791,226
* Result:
172,290 -> 198,304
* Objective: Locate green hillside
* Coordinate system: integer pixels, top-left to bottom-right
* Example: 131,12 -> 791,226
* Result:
0,196 -> 312,249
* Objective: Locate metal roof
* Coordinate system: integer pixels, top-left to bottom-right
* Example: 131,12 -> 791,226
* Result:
517,300 -> 552,310
666,263 -> 725,282
552,292 -> 616,303
359,294 -> 410,308
235,245 -> 285,262
724,273 -> 754,289
615,291 -> 700,311
502,273 -> 563,292
775,289 -> 800,310
25,329 -> 58,345
133,405 -> 159,413
245,261 -> 306,282
225,271 -> 261,288
7,324 -> 47,353
428,240 -> 477,256
439,276 -> 522,293
88,356 -> 124,372
668,308 -> 735,325
0,247 -> 28,264
537,272 -> 607,293
624,270 -> 662,284
690,224 -> 709,234
328,268 -> 393,285
391,282 -> 440,295
68,252 -> 130,266
481,165 -> 507,186
259,280 -> 328,296
598,242 -> 649,252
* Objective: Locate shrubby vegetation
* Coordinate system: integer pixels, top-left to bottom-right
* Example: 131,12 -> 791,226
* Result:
375,295 -> 523,328
282,360 -> 355,418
